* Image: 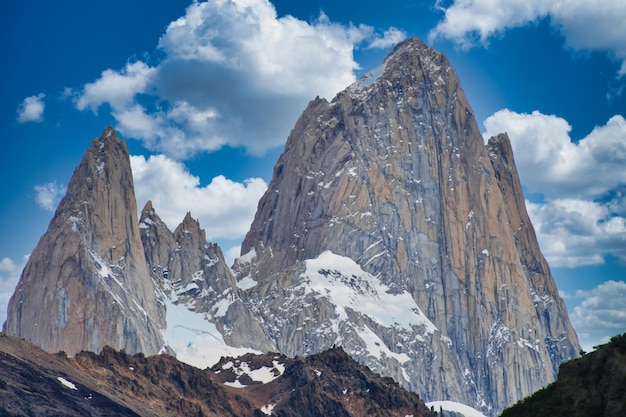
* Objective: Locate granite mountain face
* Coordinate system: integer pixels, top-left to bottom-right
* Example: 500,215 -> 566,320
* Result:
138,201 -> 274,352
3,129 -> 166,356
234,38 -> 580,415
3,38 -> 579,416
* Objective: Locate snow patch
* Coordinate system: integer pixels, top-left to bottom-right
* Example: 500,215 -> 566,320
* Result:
302,251 -> 437,332
161,297 -> 261,369
204,255 -> 218,267
426,401 -> 487,417
487,321 -> 512,357
68,215 -> 82,232
57,376 -> 77,390
224,380 -> 247,388
237,275 -> 258,290
88,250 -> 115,280
235,248 -> 256,264
354,325 -> 411,363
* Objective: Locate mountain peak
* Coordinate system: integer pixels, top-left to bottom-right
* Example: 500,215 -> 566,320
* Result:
4,128 -> 166,356
237,38 -> 579,415
142,199 -> 154,213
174,211 -> 206,243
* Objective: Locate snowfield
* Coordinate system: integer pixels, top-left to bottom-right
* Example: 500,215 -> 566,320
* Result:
426,400 -> 487,417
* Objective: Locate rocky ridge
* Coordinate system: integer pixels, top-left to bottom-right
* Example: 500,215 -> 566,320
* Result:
0,332 -> 440,417
139,201 -> 274,354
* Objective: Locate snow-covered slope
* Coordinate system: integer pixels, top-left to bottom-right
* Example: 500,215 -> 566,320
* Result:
426,401 -> 487,417
159,297 -> 260,368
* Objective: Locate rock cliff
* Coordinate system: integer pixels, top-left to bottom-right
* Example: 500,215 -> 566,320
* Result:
3,128 -> 165,356
236,38 -> 579,415
139,202 -> 273,351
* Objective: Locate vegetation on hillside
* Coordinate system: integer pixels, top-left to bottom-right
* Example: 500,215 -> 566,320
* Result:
500,333 -> 626,417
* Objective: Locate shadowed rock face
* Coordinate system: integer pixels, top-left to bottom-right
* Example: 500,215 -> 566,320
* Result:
237,38 -> 579,415
3,127 -> 165,356
501,334 -> 626,417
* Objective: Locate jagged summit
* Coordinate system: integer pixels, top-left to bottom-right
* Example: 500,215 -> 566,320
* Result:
3,127 -> 166,356
236,37 -> 579,415
3,39 -> 580,417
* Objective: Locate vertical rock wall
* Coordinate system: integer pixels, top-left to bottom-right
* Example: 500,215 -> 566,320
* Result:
3,128 -> 165,356
239,38 -> 579,415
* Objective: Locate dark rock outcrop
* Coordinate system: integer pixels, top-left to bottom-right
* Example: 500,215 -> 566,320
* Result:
0,332 -> 439,417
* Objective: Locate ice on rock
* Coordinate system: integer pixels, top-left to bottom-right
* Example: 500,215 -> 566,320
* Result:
301,251 -> 437,333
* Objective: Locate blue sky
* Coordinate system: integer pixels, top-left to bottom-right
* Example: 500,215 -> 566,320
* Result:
1,0 -> 625,352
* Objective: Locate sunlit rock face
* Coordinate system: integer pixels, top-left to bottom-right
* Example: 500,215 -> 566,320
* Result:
4,127 -> 165,356
236,38 -> 580,415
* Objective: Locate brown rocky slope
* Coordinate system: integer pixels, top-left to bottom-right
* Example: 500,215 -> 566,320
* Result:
0,332 -> 439,417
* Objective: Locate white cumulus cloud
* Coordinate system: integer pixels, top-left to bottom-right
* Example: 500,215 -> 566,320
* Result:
74,0 -> 404,158
130,154 -> 267,240
367,27 -> 407,49
526,198 -> 626,268
75,61 -> 156,113
33,180 -> 67,212
224,245 -> 242,268
567,280 -> 626,352
17,93 -> 46,123
483,110 -> 626,268
484,110 -> 626,199
431,0 -> 626,76
0,256 -> 27,328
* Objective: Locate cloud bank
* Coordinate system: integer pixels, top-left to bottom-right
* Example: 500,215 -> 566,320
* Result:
566,280 -> 626,352
130,154 -> 267,240
75,0 -> 406,159
431,0 -> 626,76
483,110 -> 626,268
17,93 -> 45,123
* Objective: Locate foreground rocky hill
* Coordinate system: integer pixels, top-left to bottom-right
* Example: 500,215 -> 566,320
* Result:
0,333 -> 439,417
500,333 -> 626,417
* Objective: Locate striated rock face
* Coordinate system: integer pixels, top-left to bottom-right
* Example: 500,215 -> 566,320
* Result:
3,127 -> 165,356
139,202 -> 274,351
236,38 -> 580,415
